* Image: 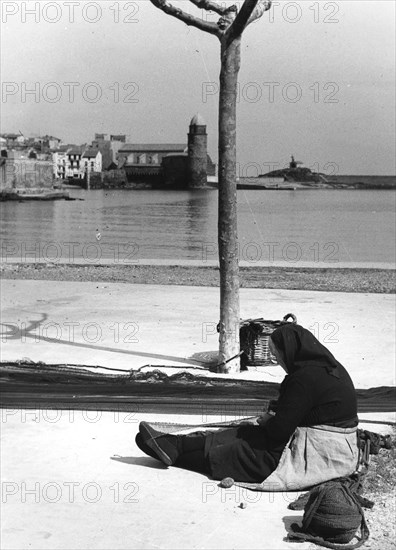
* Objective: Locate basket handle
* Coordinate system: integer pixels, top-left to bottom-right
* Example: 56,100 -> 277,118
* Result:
283,313 -> 297,323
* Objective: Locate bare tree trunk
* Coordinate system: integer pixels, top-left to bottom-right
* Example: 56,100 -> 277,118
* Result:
217,37 -> 241,373
149,0 -> 272,374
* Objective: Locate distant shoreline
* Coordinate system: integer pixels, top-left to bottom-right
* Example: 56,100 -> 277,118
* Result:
238,174 -> 396,191
62,174 -> 396,191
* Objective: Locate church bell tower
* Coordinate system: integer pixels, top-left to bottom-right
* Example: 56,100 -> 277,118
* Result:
187,114 -> 208,188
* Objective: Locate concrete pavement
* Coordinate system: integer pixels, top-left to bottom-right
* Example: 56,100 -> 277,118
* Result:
1,279 -> 395,549
1,279 -> 395,387
1,411 -> 313,550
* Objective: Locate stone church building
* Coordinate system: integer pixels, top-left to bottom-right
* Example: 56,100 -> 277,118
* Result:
117,115 -> 216,188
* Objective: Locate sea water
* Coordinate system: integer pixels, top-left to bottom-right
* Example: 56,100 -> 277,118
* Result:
1,189 -> 395,267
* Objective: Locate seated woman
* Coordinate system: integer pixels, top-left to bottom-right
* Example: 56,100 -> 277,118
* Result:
136,324 -> 358,483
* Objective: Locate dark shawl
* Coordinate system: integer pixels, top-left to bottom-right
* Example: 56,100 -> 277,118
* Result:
271,323 -> 342,378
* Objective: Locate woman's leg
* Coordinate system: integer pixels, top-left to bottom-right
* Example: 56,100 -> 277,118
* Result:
180,432 -> 206,453
174,432 -> 210,474
137,424 -> 277,482
138,425 -> 211,473
174,449 -> 208,473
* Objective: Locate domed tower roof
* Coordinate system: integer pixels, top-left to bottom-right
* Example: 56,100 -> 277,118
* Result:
190,113 -> 206,126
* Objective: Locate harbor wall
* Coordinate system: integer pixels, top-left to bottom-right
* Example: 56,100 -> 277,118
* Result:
0,159 -> 54,190
88,169 -> 128,189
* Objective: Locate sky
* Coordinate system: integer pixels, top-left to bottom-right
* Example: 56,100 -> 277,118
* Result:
1,0 -> 395,175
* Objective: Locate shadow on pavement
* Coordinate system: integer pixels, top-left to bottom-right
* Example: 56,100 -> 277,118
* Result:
1,314 -> 207,367
110,455 -> 167,469
282,515 -> 302,543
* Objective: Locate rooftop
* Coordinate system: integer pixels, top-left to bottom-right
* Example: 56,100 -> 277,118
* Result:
190,113 -> 206,126
119,143 -> 186,153
42,135 -> 61,141
82,149 -> 100,158
1,133 -> 20,139
67,146 -> 84,155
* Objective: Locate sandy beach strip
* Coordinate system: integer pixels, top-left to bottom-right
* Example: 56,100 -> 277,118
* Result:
1,262 -> 395,293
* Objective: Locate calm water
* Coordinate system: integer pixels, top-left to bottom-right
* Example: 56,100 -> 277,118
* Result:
1,188 -> 395,266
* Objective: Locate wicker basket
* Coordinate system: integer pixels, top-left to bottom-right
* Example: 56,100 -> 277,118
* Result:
239,313 -> 297,368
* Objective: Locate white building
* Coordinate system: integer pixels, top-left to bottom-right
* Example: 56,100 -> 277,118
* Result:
66,147 -> 85,179
81,150 -> 102,174
52,146 -> 102,180
53,149 -> 69,179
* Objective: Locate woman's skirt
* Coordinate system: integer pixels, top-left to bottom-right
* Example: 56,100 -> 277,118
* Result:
204,425 -> 284,482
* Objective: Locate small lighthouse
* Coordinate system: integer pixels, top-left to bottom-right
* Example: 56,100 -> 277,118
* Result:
187,113 -> 208,188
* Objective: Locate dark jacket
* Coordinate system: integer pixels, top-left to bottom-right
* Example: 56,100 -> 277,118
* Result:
264,364 -> 358,445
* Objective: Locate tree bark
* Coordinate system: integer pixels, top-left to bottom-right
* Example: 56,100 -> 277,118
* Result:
217,37 -> 241,373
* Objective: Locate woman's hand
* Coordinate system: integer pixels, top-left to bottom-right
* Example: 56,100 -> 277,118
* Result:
257,412 -> 274,427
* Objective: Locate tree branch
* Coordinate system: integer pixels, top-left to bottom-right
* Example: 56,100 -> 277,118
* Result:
225,0 -> 272,44
188,0 -> 229,15
149,0 -> 221,36
247,0 -> 272,25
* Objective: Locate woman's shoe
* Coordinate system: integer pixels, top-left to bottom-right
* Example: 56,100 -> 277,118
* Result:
139,422 -> 180,466
135,433 -> 162,462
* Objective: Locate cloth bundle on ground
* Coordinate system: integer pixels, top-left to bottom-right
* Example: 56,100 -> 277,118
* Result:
288,473 -> 374,511
289,479 -> 370,549
143,418 -> 359,491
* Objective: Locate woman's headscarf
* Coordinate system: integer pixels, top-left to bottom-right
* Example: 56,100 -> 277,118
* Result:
270,324 -> 341,377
